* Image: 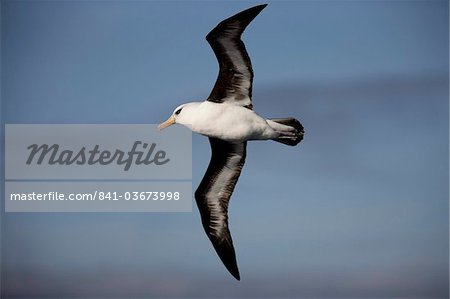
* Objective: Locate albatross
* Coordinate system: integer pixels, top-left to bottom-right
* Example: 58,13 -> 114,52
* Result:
158,4 -> 304,280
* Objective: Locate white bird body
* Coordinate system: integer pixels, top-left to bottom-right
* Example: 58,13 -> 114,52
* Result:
175,101 -> 280,142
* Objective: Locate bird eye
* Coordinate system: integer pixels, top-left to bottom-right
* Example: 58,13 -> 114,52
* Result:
175,108 -> 182,115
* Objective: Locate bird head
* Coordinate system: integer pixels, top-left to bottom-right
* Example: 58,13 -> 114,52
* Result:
157,102 -> 200,130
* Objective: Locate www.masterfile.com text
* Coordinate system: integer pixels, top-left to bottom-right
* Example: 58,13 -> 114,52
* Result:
9,191 -> 181,201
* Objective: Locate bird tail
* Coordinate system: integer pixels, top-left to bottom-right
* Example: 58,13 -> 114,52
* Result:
268,118 -> 304,146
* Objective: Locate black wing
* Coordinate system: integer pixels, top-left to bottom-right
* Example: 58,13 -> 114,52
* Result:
206,4 -> 267,109
194,138 -> 247,280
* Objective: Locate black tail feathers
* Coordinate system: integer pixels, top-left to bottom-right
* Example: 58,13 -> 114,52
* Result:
270,118 -> 304,146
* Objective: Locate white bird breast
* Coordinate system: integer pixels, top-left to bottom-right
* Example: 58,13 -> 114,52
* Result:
188,101 -> 277,142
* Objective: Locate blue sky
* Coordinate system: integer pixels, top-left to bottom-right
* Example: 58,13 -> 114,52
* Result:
1,0 -> 449,297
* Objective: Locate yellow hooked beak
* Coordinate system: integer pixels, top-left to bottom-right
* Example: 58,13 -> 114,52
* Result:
157,115 -> 176,131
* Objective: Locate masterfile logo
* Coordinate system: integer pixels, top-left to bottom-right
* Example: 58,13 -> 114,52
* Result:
5,124 -> 192,212
5,124 -> 191,180
26,141 -> 170,171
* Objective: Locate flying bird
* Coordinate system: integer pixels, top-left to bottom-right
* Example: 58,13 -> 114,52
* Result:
158,4 -> 304,280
